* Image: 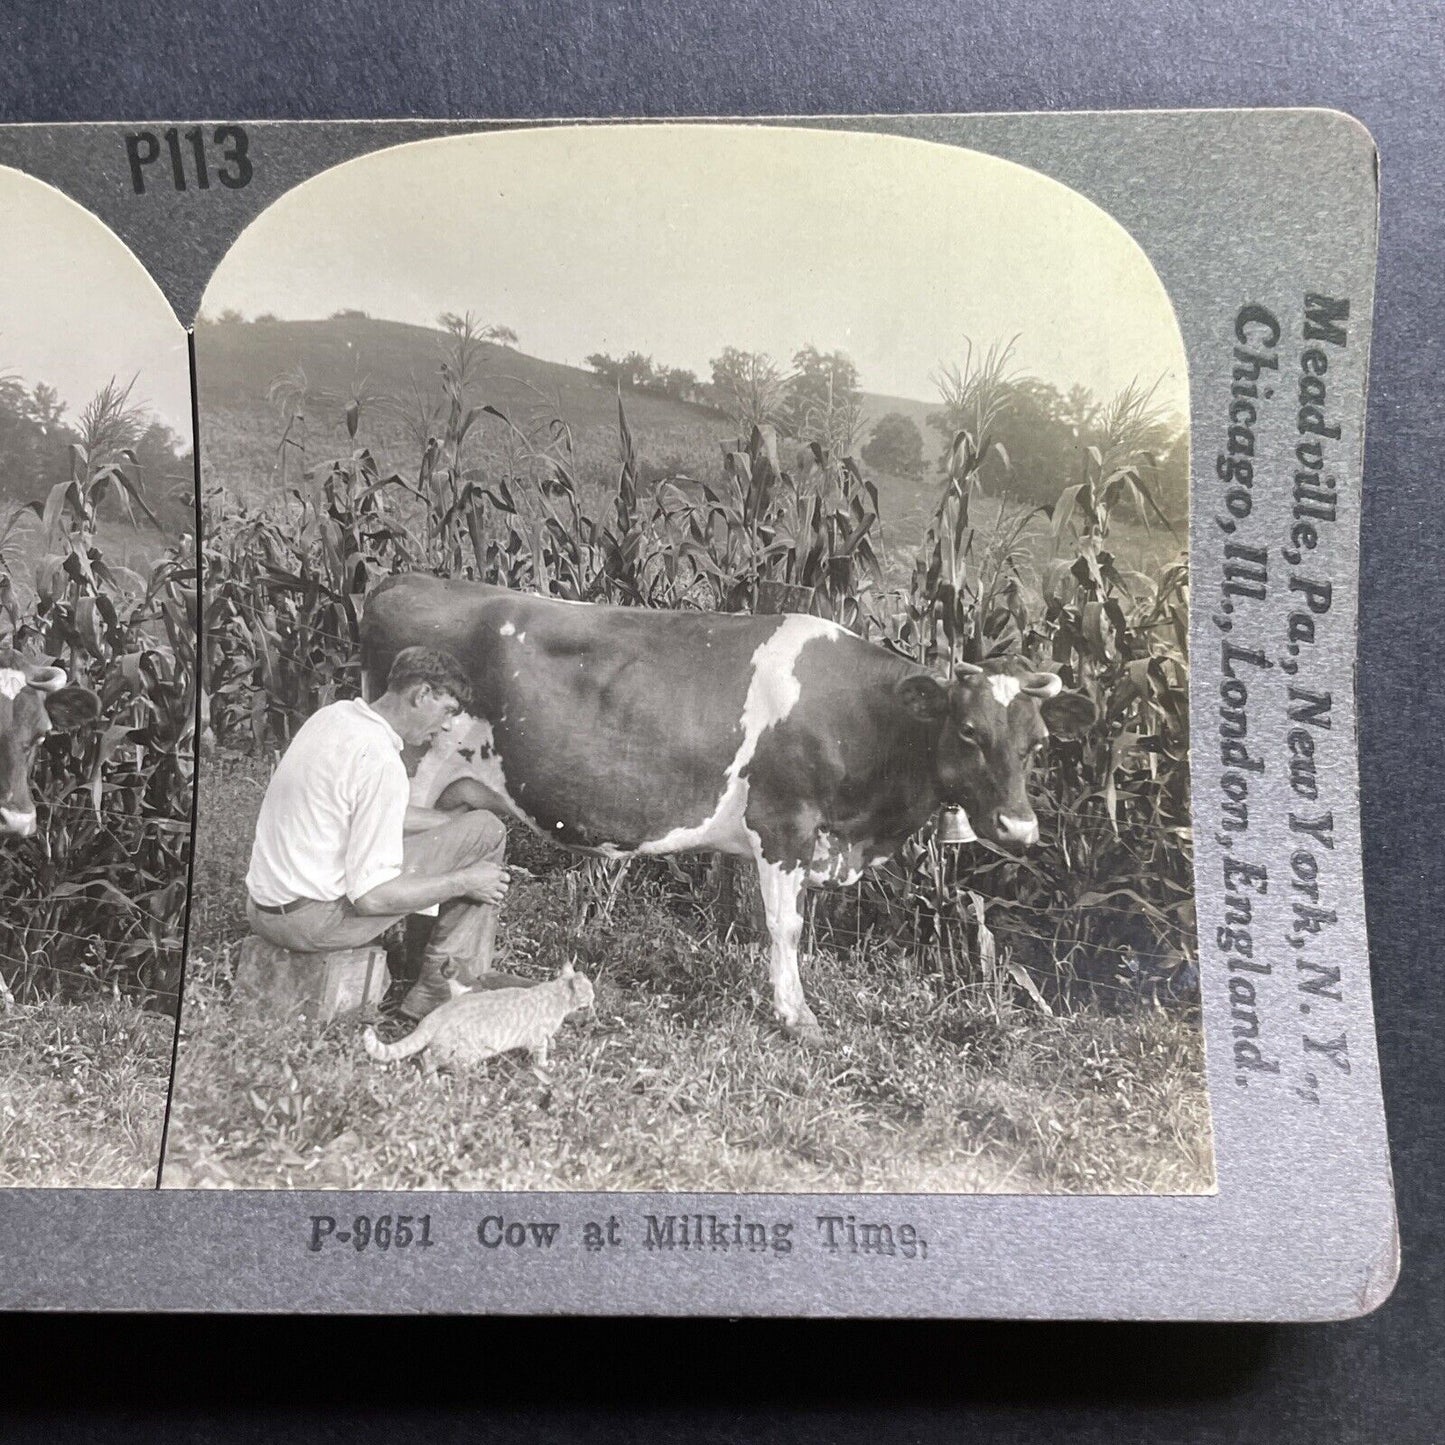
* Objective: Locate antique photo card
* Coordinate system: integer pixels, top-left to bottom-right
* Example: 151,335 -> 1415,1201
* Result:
0,163 -> 194,1187
0,111 -> 1397,1318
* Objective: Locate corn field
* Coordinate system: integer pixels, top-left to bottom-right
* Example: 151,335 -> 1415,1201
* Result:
0,379 -> 196,1008
201,323 -> 1195,1008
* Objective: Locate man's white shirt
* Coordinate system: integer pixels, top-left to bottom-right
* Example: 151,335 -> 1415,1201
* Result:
246,698 -> 409,907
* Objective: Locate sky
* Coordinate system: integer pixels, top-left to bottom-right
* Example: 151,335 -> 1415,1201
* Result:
203,124 -> 1187,414
0,167 -> 192,437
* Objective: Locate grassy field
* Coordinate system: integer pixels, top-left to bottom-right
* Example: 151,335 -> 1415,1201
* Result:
0,999 -> 174,1187
163,752 -> 1213,1194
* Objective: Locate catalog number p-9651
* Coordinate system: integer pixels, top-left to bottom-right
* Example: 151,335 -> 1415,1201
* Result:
308,1214 -> 435,1253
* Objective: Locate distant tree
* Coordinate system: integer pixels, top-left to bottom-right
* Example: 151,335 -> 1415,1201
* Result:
586,352 -> 702,403
253,312 -> 280,324
652,366 -> 699,402
584,351 -> 656,390
28,383 -> 65,434
0,377 -> 59,497
709,347 -> 791,430
1154,427 -> 1189,523
584,352 -> 620,385
217,308 -> 246,325
1058,382 -> 1100,437
929,367 -> 1075,503
330,308 -> 370,321
438,311 -> 518,349
861,412 -> 925,477
0,372 -> 190,528
585,352 -> 629,387
620,351 -> 654,389
927,352 -> 1187,522
132,419 -> 196,527
787,345 -> 863,453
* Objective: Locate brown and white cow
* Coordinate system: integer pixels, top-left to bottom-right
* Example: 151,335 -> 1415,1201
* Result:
361,575 -> 1095,1042
0,649 -> 101,838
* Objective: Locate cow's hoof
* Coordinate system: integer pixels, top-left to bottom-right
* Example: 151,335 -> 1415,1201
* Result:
782,1014 -> 825,1047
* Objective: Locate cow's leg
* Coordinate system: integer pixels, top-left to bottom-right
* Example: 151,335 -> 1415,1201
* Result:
753,856 -> 821,1044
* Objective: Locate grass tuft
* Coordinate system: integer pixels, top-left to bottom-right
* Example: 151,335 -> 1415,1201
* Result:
0,999 -> 173,1187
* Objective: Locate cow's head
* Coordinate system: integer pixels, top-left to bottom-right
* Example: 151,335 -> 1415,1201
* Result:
898,657 -> 1096,849
0,651 -> 101,838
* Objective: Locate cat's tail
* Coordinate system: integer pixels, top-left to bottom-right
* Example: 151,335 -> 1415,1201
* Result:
362,1014 -> 438,1064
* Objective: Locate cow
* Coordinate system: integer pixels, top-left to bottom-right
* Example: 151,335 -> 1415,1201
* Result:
360,575 -> 1096,1043
0,649 -> 101,838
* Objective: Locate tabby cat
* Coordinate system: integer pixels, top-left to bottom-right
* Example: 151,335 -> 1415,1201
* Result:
362,962 -> 594,1073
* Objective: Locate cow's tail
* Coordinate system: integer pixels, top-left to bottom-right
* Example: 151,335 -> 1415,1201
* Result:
362,1015 -> 438,1065
356,576 -> 392,703
357,620 -> 380,704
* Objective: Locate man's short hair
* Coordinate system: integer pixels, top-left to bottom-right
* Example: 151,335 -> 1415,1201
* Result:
384,647 -> 471,708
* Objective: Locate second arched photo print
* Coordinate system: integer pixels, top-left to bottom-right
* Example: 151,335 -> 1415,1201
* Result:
163,122 -> 1208,1196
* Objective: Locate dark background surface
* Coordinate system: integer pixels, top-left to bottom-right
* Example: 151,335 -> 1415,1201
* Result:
1,1 -> 1440,1438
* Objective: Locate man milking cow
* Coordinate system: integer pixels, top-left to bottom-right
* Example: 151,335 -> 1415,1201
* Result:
244,646 -> 514,1019
247,577 -> 1095,1040
359,575 -> 1097,1043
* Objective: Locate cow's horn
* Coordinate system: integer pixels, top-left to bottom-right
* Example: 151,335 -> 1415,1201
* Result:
24,664 -> 67,693
955,660 -> 985,676
1020,671 -> 1063,699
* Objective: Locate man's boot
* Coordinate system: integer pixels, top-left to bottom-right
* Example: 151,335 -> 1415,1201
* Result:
399,954 -> 456,1020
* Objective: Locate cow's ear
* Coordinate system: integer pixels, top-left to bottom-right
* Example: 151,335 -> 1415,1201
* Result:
896,674 -> 950,722
43,686 -> 101,731
1040,689 -> 1096,738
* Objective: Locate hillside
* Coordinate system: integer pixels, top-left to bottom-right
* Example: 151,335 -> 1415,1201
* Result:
195,315 -> 1183,578
196,315 -> 740,440
197,314 -> 942,440
194,315 -> 946,530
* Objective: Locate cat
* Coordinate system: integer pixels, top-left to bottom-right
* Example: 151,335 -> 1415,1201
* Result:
362,961 -> 594,1074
